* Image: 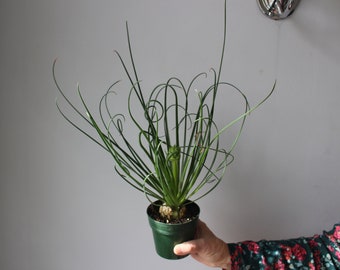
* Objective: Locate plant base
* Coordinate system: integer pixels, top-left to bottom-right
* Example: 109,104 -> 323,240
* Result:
147,200 -> 200,260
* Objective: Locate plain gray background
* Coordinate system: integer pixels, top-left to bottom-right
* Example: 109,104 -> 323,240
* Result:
1,0 -> 340,269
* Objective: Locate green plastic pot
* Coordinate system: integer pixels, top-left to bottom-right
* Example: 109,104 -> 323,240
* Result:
147,200 -> 200,260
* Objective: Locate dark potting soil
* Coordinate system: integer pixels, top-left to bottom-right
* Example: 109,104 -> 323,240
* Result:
147,201 -> 200,224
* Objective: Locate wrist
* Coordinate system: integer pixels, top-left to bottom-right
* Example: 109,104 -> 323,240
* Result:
216,240 -> 231,269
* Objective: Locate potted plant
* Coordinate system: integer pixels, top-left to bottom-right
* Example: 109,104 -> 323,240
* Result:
53,0 -> 274,260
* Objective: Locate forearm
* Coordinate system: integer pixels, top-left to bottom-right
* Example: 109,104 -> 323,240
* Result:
227,224 -> 340,270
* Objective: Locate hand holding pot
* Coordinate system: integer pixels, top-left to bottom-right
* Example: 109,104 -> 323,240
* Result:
173,220 -> 231,269
175,221 -> 340,269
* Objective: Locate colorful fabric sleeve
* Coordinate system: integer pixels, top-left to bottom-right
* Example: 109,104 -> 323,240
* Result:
227,224 -> 340,270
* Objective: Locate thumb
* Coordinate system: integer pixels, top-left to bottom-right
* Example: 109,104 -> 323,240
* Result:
173,241 -> 199,256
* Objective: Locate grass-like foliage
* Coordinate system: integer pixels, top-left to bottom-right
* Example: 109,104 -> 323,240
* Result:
53,0 -> 274,221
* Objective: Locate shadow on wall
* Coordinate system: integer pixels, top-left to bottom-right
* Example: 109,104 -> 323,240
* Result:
291,0 -> 340,64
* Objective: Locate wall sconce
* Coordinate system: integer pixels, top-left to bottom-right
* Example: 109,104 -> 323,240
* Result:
257,0 -> 301,20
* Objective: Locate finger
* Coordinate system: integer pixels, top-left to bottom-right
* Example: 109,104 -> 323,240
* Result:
173,242 -> 197,256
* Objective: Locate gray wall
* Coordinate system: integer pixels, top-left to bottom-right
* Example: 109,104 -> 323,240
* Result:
1,0 -> 340,269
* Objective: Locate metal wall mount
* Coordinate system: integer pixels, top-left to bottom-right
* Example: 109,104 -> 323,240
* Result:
257,0 -> 301,20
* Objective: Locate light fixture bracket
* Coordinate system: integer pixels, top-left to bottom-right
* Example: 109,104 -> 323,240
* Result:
257,0 -> 301,20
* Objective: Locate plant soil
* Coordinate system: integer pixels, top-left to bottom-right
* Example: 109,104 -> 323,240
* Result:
147,201 -> 200,224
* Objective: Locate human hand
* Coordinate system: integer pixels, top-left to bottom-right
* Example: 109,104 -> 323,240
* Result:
173,220 -> 231,269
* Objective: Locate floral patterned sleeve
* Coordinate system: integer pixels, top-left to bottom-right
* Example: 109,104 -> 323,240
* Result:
227,224 -> 340,270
